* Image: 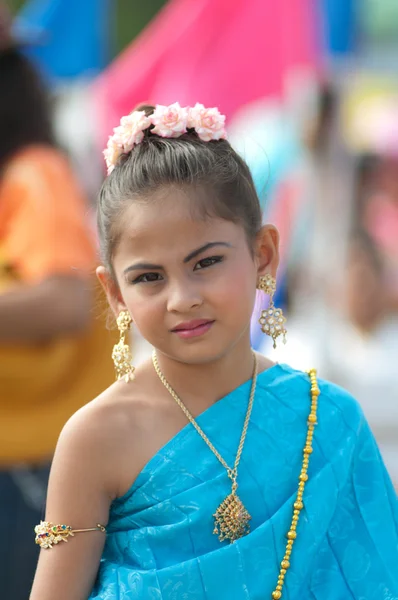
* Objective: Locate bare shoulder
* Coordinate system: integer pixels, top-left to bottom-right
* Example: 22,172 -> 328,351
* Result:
77,357 -> 161,440
56,358 -> 166,499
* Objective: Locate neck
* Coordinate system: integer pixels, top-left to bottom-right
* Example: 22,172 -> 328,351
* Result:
153,334 -> 258,408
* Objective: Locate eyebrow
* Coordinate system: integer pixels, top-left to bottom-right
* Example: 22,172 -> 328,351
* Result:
183,241 -> 232,263
123,242 -> 232,275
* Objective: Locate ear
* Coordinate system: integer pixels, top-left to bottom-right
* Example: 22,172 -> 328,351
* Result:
254,224 -> 280,278
96,266 -> 128,319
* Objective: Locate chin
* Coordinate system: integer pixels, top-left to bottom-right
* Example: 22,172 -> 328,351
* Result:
161,337 -> 233,366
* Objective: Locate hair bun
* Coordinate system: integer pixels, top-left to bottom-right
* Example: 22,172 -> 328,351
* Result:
132,104 -> 156,118
104,103 -> 227,175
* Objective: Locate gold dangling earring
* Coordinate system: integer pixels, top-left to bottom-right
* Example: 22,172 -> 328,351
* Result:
112,310 -> 135,382
257,274 -> 287,349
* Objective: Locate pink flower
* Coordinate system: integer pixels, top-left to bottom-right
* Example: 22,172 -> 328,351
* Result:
104,110 -> 151,174
117,111 -> 151,148
150,102 -> 188,138
103,103 -> 228,176
187,104 -> 227,142
103,139 -> 123,175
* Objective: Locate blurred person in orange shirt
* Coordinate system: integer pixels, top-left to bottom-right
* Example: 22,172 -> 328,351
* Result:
0,8 -> 115,599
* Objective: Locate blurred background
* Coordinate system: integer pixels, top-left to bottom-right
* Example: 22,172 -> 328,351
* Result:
1,0 -> 397,596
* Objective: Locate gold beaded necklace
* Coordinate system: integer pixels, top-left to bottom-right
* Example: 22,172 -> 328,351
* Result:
152,350 -> 258,543
152,351 -> 319,600
269,368 -> 319,599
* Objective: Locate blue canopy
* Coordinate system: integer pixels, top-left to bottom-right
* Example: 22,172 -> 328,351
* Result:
15,0 -> 112,81
321,0 -> 356,57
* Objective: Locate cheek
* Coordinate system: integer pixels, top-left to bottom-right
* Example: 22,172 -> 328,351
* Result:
117,282 -> 164,330
124,292 -> 170,345
210,259 -> 257,313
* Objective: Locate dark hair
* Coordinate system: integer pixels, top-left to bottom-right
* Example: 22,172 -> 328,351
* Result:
0,47 -> 55,173
98,105 -> 262,274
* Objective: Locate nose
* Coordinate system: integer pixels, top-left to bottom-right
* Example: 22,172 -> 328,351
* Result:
166,279 -> 203,313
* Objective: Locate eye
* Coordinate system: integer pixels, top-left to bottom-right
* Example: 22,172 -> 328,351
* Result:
194,256 -> 224,270
131,272 -> 163,284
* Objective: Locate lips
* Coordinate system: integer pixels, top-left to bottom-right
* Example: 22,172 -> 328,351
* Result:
172,319 -> 214,332
171,319 -> 215,339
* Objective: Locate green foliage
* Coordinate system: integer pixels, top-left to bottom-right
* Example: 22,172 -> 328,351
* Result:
6,0 -> 25,13
358,0 -> 398,42
116,0 -> 167,55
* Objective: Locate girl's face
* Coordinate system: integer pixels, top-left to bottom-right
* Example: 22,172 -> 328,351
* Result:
98,186 -> 279,365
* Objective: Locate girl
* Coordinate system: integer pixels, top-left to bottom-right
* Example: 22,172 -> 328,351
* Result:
31,103 -> 398,600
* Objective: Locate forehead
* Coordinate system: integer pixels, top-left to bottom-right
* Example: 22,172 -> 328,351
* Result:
113,186 -> 244,261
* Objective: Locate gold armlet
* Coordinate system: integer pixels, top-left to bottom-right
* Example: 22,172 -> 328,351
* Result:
34,520 -> 106,549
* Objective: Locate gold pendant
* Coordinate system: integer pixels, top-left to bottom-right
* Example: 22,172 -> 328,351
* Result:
213,491 -> 251,543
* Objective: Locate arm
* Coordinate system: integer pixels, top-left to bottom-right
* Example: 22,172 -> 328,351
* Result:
0,275 -> 92,343
30,403 -> 120,600
0,148 -> 97,344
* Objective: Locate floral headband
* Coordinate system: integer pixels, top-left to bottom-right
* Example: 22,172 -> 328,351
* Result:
103,102 -> 227,175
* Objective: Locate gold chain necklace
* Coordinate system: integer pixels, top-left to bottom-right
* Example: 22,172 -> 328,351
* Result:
152,352 -> 319,600
152,350 -> 258,544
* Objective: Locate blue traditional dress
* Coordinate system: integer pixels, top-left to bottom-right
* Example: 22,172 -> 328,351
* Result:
89,364 -> 398,599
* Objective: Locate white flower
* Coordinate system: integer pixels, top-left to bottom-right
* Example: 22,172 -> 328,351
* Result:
117,111 -> 151,148
103,110 -> 151,174
188,103 -> 227,142
150,102 -> 188,138
103,138 -> 124,175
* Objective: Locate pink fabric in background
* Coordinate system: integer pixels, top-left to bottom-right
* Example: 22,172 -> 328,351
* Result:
93,0 -> 319,146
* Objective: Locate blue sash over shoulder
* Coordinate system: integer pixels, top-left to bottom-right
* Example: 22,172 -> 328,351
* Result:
90,364 -> 398,600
